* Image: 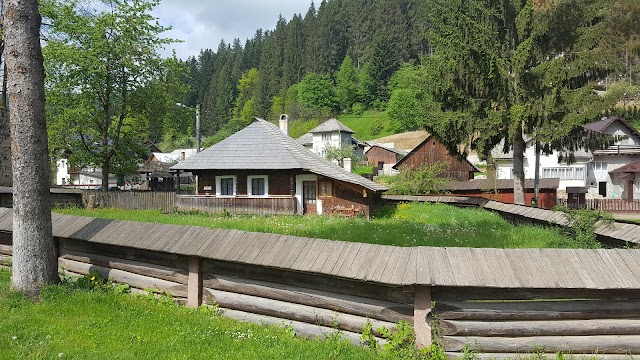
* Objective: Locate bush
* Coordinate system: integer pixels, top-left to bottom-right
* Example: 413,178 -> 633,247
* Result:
369,118 -> 384,136
554,206 -> 611,248
352,102 -> 365,117
377,162 -> 451,195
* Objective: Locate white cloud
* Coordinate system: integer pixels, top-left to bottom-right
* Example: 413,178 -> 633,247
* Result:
153,0 -> 312,60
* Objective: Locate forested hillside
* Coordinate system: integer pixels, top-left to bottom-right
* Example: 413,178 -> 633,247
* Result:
183,0 -> 432,141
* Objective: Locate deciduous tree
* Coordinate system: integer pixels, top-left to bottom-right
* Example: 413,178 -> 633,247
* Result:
43,0 -> 174,191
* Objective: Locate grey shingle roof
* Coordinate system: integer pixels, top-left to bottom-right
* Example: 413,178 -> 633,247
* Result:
295,133 -> 313,146
171,119 -> 387,192
308,119 -> 355,134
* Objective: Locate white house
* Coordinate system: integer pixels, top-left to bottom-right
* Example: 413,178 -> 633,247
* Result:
492,117 -> 640,200
55,159 -> 118,189
294,118 -> 364,159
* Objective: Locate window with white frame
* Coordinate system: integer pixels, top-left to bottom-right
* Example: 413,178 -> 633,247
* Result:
592,162 -> 608,172
542,167 -> 585,180
322,133 -> 331,142
247,175 -> 268,196
216,176 -> 236,196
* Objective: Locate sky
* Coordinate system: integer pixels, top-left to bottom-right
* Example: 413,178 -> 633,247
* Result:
153,0 -> 313,60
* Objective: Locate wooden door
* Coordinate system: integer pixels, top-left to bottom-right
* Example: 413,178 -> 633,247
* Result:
302,181 -> 317,214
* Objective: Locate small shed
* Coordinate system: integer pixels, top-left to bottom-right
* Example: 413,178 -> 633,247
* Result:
566,186 -> 588,209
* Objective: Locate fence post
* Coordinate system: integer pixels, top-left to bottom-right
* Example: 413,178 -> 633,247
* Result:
414,285 -> 432,348
187,256 -> 202,308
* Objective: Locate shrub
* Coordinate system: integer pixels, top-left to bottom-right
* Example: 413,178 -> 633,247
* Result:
377,162 -> 451,195
554,206 -> 611,248
369,118 -> 384,136
352,102 -> 365,117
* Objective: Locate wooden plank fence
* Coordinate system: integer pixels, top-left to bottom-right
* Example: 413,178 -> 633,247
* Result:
176,195 -> 297,215
2,208 -> 640,357
557,198 -> 640,212
82,191 -> 176,213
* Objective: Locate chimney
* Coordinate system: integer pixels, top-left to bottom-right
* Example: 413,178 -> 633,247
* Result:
279,114 -> 289,135
343,158 -> 352,172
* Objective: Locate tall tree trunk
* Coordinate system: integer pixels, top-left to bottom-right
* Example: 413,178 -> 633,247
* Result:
101,158 -> 110,192
3,0 -> 58,295
513,128 -> 526,205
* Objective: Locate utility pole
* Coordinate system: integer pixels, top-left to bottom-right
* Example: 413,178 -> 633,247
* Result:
196,104 -> 201,152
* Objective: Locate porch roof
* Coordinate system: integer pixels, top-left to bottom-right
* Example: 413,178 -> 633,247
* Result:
610,161 -> 640,173
171,119 -> 387,192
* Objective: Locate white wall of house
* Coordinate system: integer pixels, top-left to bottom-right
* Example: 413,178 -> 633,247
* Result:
495,143 -> 589,191
56,159 -> 70,185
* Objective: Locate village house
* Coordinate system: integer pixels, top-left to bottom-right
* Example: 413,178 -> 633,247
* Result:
493,116 -> 640,200
295,117 -> 365,160
392,135 -> 479,181
171,118 -> 388,217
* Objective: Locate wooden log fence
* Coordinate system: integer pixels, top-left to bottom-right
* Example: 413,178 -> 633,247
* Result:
1,208 -> 640,356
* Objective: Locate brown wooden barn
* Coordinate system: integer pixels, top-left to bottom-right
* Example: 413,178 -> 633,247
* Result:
393,135 -> 479,181
171,119 -> 388,218
365,142 -> 408,167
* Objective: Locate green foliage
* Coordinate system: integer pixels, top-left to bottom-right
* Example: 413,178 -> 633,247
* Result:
55,202 -> 579,248
336,55 -> 359,111
377,320 -> 444,360
290,119 -> 320,139
337,110 -> 393,141
378,162 -> 452,196
353,165 -> 374,176
352,103 -> 365,117
361,320 -> 380,352
324,144 -> 357,165
369,118 -> 385,136
43,0 -> 176,188
555,206 -> 611,249
297,73 -> 338,117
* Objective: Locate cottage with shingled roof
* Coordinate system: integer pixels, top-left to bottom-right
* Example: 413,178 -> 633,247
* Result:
171,119 -> 387,217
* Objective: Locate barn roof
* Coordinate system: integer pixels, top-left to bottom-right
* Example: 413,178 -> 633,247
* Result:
308,118 -> 355,134
365,141 -> 408,156
171,119 -> 387,192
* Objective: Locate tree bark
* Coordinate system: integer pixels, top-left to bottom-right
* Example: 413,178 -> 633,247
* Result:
3,0 -> 58,295
513,128 -> 526,205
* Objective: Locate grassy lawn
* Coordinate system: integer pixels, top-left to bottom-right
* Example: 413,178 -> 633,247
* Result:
0,269 -> 382,360
55,202 -> 583,249
337,110 -> 394,141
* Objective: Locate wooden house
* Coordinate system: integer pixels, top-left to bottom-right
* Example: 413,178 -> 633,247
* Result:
393,135 -> 479,181
171,119 -> 388,217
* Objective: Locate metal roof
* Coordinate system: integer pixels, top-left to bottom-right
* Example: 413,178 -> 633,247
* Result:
2,207 -> 640,289
171,119 -> 387,192
308,118 -> 355,134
